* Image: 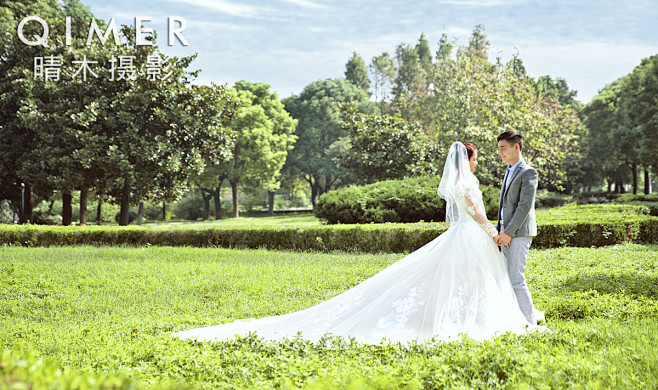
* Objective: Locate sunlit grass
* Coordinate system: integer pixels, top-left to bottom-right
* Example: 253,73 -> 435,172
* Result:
1,244 -> 657,389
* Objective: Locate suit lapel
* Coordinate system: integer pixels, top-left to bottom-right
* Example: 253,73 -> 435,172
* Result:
499,170 -> 508,206
502,160 -> 525,202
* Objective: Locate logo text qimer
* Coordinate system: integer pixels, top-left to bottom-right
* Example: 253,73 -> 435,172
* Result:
17,16 -> 188,48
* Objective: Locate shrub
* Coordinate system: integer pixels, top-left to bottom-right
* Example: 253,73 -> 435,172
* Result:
611,193 -> 658,216
31,201 -> 62,225
172,190 -> 205,220
315,176 -> 500,224
535,190 -> 571,208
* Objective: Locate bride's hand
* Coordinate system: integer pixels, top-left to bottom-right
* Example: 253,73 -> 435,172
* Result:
498,232 -> 512,247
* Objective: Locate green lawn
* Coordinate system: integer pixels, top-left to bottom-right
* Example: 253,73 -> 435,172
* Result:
1,244 -> 657,389
146,213 -> 322,229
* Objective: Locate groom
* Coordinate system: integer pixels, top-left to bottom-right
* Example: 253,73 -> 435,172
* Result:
493,130 -> 542,325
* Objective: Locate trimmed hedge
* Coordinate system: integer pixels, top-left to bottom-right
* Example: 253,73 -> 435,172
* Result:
610,193 -> 658,216
314,176 -> 501,224
0,218 -> 656,254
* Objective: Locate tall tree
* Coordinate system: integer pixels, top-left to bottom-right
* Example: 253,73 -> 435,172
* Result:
344,52 -> 370,95
369,52 -> 396,114
283,78 -> 375,207
224,81 -> 297,217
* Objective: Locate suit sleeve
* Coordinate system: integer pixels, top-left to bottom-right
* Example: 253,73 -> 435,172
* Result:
503,168 -> 537,238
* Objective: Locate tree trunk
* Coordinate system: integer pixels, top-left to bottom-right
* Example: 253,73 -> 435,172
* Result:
632,162 -> 638,195
645,168 -> 651,194
136,201 -> 144,225
607,179 -> 612,194
162,202 -> 166,220
79,187 -> 88,225
62,191 -> 72,226
213,187 -> 223,220
119,179 -> 131,226
20,182 -> 33,224
306,174 -> 319,208
268,190 -> 275,215
230,180 -> 239,218
96,195 -> 103,225
201,189 -> 212,220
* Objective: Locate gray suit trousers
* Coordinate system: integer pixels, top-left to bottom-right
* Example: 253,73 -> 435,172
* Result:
501,236 -> 536,324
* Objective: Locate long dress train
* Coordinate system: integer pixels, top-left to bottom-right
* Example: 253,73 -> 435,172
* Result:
172,181 -> 543,344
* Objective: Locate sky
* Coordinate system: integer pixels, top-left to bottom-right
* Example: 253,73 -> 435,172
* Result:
79,0 -> 658,103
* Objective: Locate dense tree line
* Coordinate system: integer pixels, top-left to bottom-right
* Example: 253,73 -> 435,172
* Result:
0,0 -> 239,224
3,4 -> 654,226
583,55 -> 657,194
339,26 -> 584,190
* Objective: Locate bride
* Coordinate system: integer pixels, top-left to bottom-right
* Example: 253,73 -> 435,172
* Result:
172,142 -> 545,344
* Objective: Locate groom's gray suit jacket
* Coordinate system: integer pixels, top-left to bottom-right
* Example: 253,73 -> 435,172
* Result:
496,160 -> 538,238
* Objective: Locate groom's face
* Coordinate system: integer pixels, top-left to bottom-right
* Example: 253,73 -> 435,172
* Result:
497,140 -> 519,165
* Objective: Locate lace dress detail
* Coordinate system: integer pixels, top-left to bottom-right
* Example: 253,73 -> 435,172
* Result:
456,183 -> 498,237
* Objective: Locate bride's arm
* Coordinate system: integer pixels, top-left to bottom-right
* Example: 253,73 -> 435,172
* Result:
463,186 -> 498,237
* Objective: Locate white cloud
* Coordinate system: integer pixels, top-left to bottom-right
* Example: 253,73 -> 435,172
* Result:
279,0 -> 330,9
438,0 -> 508,6
164,0 -> 279,19
515,41 -> 658,102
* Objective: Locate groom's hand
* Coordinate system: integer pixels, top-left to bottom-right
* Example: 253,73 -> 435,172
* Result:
498,232 -> 512,248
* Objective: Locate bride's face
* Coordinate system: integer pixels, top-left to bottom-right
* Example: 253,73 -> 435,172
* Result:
469,151 -> 478,173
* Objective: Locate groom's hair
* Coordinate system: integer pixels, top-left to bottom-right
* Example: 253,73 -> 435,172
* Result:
497,130 -> 523,151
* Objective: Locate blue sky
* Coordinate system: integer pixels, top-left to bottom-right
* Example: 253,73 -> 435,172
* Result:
80,0 -> 657,103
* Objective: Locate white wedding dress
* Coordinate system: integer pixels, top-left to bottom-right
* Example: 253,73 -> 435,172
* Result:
173,144 -> 543,344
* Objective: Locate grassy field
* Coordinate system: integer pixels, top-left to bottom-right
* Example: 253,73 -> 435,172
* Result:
145,213 -> 322,229
1,244 -> 657,389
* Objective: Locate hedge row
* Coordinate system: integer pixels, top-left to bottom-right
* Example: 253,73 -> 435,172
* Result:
1,218 -> 656,253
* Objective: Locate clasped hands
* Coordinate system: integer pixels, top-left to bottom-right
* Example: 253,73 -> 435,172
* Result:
493,232 -> 512,247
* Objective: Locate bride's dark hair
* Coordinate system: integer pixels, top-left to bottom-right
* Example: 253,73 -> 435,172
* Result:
462,142 -> 477,160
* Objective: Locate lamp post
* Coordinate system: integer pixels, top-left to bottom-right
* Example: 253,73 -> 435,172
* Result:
21,182 -> 25,223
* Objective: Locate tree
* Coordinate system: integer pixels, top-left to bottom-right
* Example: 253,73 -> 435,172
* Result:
0,0 -> 72,222
337,103 -> 441,183
409,26 -> 582,189
369,52 -> 396,114
583,80 -> 628,192
1,1 -> 240,225
535,75 -> 583,114
344,52 -> 370,95
283,78 -> 376,207
224,81 -> 297,217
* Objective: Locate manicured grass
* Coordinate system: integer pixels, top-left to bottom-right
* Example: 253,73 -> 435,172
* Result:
146,213 -> 322,229
1,244 -> 657,389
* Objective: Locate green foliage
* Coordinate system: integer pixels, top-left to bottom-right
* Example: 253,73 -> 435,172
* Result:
0,1 -> 240,226
583,55 -> 658,194
283,78 -> 377,205
368,27 -> 583,190
1,203 -> 657,252
336,104 -> 442,183
344,52 -> 370,94
1,348 -> 187,390
223,81 -> 298,216
612,193 -> 658,215
315,176 -> 500,224
1,244 -> 657,389
315,176 -> 444,224
172,190 -> 205,221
